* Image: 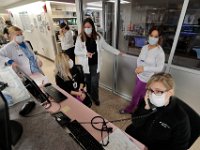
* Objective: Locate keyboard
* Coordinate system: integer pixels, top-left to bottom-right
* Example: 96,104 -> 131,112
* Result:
43,85 -> 67,102
67,120 -> 105,150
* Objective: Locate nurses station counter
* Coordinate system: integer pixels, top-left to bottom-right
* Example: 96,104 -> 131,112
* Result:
10,72 -> 146,150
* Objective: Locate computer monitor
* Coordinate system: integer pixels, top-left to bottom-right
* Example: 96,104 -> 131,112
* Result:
59,19 -> 65,25
19,71 -> 49,104
0,91 -> 22,150
134,36 -> 147,48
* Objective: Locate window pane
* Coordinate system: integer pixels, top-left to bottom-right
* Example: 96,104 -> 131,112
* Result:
119,0 -> 183,62
172,0 -> 200,70
82,0 -> 103,34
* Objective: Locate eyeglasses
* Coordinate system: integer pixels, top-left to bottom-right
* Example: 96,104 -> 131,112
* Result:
147,89 -> 169,96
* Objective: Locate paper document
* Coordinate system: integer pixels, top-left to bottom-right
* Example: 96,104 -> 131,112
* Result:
102,128 -> 140,150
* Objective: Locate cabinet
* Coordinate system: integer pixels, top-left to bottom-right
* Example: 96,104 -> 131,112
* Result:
47,1 -> 77,31
46,1 -> 77,53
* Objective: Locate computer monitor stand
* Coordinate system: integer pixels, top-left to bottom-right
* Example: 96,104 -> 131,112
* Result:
10,120 -> 23,145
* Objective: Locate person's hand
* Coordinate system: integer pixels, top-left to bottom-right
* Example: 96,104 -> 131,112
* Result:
59,29 -> 64,36
119,50 -> 125,56
37,60 -> 43,67
76,91 -> 82,96
79,92 -> 86,101
86,52 -> 95,58
11,62 -> 18,71
144,92 -> 151,110
135,66 -> 144,74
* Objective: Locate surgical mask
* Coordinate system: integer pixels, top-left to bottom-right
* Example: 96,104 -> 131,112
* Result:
148,36 -> 159,45
68,59 -> 74,68
84,28 -> 92,35
15,35 -> 24,43
149,93 -> 166,107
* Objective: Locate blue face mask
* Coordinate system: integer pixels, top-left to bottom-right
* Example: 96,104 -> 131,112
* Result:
148,36 -> 159,45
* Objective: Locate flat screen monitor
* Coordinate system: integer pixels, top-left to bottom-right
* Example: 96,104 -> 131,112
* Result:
19,71 -> 49,103
134,36 -> 147,48
59,19 -> 65,25
0,91 -> 23,150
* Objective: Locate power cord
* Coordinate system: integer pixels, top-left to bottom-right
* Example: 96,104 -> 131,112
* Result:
90,116 -> 112,146
78,108 -> 158,146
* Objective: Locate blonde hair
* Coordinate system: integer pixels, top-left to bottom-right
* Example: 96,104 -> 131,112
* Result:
8,26 -> 22,35
55,53 -> 72,81
146,72 -> 175,91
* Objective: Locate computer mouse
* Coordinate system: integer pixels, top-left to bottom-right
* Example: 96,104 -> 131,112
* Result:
19,101 -> 36,116
44,83 -> 52,87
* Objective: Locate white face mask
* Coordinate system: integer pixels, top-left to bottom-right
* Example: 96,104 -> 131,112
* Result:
149,93 -> 166,107
148,36 -> 159,45
68,59 -> 74,68
84,28 -> 92,35
15,35 -> 24,43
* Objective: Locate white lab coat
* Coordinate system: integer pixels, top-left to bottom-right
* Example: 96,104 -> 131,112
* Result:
74,34 -> 120,74
59,30 -> 74,50
0,41 -> 39,75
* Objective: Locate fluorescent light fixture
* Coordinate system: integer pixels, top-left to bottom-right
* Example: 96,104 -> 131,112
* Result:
48,1 -> 75,5
87,2 -> 102,7
121,0 -> 130,4
7,1 -> 45,14
107,0 -> 130,4
86,7 -> 102,11
107,0 -> 115,2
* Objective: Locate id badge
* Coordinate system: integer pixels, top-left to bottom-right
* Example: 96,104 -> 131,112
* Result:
73,82 -> 77,89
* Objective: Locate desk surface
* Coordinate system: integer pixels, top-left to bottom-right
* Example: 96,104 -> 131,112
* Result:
47,85 -> 146,150
28,73 -> 146,150
9,98 -> 82,150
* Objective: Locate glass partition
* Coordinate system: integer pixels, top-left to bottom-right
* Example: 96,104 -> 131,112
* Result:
118,0 -> 184,62
172,0 -> 200,70
82,0 -> 104,34
81,0 -> 117,89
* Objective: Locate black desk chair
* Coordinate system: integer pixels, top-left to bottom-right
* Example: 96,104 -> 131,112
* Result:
75,65 -> 92,108
176,99 -> 200,148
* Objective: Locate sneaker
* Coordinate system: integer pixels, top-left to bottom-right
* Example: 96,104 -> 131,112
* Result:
119,109 -> 131,114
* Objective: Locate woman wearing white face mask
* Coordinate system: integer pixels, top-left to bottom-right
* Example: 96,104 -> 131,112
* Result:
0,26 -> 43,75
55,53 -> 92,107
59,23 -> 75,62
120,26 -> 165,114
74,18 -> 123,106
125,73 -> 191,150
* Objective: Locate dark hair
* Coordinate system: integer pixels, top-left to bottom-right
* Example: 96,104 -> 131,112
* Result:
5,20 -> 12,26
148,26 -> 162,45
80,18 -> 100,42
148,26 -> 161,36
59,22 -> 69,30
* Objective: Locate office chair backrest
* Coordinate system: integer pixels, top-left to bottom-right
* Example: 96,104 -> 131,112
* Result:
75,65 -> 84,80
176,98 -> 200,148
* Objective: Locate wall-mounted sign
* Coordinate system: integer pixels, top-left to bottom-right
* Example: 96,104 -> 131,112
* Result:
19,11 -> 32,32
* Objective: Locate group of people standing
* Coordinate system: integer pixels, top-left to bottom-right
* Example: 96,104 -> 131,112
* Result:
0,18 -> 165,109
56,18 -> 194,150
56,18 -> 122,106
0,18 -> 196,150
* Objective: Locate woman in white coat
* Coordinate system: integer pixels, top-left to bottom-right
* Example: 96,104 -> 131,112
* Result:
59,23 -> 75,62
0,26 -> 42,75
75,18 -> 122,105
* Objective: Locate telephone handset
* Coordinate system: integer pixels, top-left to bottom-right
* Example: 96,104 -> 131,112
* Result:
132,99 -> 157,120
147,98 -> 157,112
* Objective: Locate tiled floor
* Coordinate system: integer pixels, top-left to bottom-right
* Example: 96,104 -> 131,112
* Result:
39,56 -> 132,130
39,56 -> 200,149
